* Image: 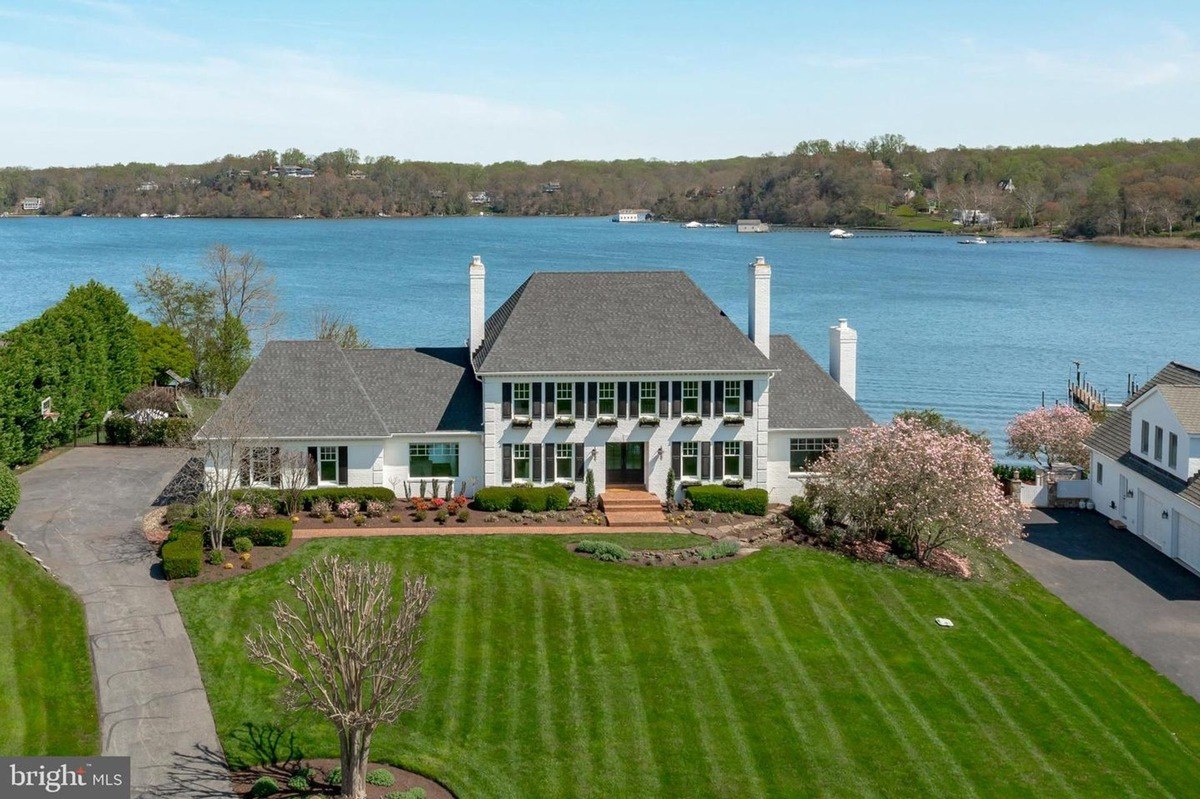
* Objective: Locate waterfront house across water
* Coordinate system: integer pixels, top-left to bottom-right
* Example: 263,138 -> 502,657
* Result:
736,218 -> 769,233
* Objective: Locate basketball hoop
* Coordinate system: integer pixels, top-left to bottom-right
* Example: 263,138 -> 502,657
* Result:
41,397 -> 59,421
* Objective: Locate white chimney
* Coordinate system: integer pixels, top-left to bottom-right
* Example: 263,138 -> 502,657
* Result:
468,255 -> 486,354
747,256 -> 771,357
829,318 -> 857,399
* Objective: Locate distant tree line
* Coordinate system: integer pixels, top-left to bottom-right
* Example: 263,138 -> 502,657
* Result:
4,136 -> 1200,236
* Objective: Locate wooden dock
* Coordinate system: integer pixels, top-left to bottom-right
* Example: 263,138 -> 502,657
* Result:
1068,379 -> 1106,413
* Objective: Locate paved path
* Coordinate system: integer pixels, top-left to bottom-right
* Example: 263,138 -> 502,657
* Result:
1009,509 -> 1200,702
8,447 -> 233,798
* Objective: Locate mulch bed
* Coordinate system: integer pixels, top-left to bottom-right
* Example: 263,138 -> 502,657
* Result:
230,758 -> 453,798
787,528 -> 974,579
572,541 -> 754,568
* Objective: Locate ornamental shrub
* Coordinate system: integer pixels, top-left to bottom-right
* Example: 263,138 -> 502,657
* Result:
473,486 -> 570,513
226,518 -> 292,547
365,499 -> 387,517
161,532 -> 203,579
698,539 -> 740,560
162,502 -> 194,526
366,768 -> 395,787
336,499 -> 358,518
286,774 -> 309,791
248,776 -> 279,797
684,485 -> 769,516
122,385 -> 176,415
574,539 -> 631,562
233,536 -> 253,554
299,487 -> 395,511
457,508 -> 470,523
327,767 -> 342,786
310,498 -> 332,518
232,503 -> 254,519
207,549 -> 225,565
435,508 -> 449,524
0,464 -> 20,524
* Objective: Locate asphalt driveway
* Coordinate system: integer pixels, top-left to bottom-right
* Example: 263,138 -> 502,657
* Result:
1010,509 -> 1200,702
7,447 -> 232,798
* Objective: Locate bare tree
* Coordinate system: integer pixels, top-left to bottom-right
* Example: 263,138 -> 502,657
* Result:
193,387 -> 263,552
312,309 -> 372,348
1012,180 -> 1045,228
247,556 -> 435,799
202,244 -> 282,343
278,449 -> 313,517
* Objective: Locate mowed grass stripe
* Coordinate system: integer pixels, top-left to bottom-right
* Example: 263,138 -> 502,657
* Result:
570,576 -> 629,797
0,587 -> 31,753
868,578 -> 1078,797
733,574 -> 882,799
437,553 -> 473,741
550,575 -> 595,797
803,580 -> 957,798
462,554 -> 498,742
498,556 -> 529,777
940,583 -> 1166,791
525,574 -> 565,797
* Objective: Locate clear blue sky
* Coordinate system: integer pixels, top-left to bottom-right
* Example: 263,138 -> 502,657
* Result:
3,0 -> 1198,167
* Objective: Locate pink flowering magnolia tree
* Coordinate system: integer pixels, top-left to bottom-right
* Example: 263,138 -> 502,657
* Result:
1005,405 -> 1094,470
810,417 -> 1025,564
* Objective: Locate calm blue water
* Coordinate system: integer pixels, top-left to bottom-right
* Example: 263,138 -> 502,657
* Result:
2,216 -> 1198,451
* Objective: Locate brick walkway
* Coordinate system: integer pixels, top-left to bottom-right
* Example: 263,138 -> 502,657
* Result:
294,524 -> 702,539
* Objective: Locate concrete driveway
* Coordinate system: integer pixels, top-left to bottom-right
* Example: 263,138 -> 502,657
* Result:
7,447 -> 233,798
1009,509 -> 1200,702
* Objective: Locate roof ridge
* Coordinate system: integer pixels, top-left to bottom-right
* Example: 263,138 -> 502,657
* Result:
337,345 -> 389,433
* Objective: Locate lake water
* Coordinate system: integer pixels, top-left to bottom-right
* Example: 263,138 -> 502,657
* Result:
2,216 -> 1198,453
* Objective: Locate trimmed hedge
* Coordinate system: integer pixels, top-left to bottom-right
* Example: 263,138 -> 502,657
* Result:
104,415 -> 195,447
162,531 -> 202,579
473,485 -> 570,513
230,487 -> 395,513
227,518 -> 292,547
684,485 -> 769,516
0,463 -> 20,524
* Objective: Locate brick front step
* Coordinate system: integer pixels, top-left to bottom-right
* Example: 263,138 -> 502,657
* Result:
599,489 -> 668,528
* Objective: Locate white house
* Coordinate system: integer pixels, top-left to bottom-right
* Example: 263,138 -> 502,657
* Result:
615,209 -> 651,223
736,219 -> 769,233
199,256 -> 870,505
1088,362 -> 1200,576
21,197 -> 44,212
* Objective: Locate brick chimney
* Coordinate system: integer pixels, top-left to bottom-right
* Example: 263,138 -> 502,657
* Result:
469,255 -> 486,355
747,256 -> 771,357
829,318 -> 857,399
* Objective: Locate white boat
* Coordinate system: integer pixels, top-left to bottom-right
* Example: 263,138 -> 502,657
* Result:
162,213 -> 181,219
291,214 -> 305,219
829,228 -> 854,239
682,220 -> 703,228
377,212 -> 391,218
958,236 -> 988,245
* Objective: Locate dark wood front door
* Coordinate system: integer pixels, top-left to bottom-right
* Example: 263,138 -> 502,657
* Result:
605,442 -> 645,486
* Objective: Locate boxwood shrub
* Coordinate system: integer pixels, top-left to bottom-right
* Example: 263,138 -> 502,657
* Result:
0,464 -> 20,525
473,485 -> 570,513
230,487 -> 395,513
161,531 -> 203,579
227,518 -> 292,547
684,485 -> 769,516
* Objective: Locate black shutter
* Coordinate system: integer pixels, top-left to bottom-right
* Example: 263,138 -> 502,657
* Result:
672,441 -> 681,478
532,382 -> 542,419
575,382 -> 585,418
744,380 -> 754,417
502,382 -> 512,419
671,381 -> 682,417
702,381 -> 712,417
743,441 -> 753,478
575,443 -> 585,480
545,443 -> 556,481
587,382 -> 598,418
269,447 -> 282,487
659,381 -> 668,418
238,449 -> 250,487
629,381 -> 639,417
618,381 -> 628,417
306,446 -> 318,486
701,441 -> 711,479
545,382 -> 556,418
532,443 -> 543,482
337,446 -> 348,486
713,441 -> 725,479
502,444 -> 512,482
714,381 -> 725,416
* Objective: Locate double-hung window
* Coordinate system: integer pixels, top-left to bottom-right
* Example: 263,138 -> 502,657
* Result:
513,383 -> 531,417
681,381 -> 700,415
245,446 -> 280,487
1154,426 -> 1164,461
1140,420 -> 1150,454
555,443 -> 574,480
723,441 -> 742,477
1096,462 -> 1104,484
640,382 -> 658,416
513,444 -> 531,481
410,443 -> 459,477
790,437 -> 838,473
1168,433 -> 1178,469
724,381 -> 742,415
680,442 -> 699,479
318,446 -> 339,485
556,383 -> 573,416
597,382 -> 616,416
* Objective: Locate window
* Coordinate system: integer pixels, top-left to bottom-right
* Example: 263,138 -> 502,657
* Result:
1154,426 -> 1163,461
723,441 -> 741,477
640,382 -> 658,416
318,446 -> 339,484
513,383 -> 531,417
245,446 -> 280,486
410,443 -> 459,477
681,441 -> 699,478
724,381 -> 742,415
513,444 -> 531,481
681,381 -> 699,415
790,437 -> 839,473
1096,462 -> 1103,484
556,383 -> 573,416
598,382 -> 616,416
555,443 -> 574,480
1169,433 -> 1178,469
1141,420 -> 1150,454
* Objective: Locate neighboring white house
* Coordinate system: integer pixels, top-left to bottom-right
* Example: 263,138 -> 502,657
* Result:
615,209 -> 651,223
736,219 -> 769,233
199,256 -> 870,504
21,197 -> 44,212
1088,362 -> 1200,576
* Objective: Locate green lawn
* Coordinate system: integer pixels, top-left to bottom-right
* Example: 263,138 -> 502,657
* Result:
0,537 -> 98,755
176,536 -> 1200,798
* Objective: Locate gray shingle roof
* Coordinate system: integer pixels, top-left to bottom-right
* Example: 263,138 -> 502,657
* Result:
197,341 -> 481,439
1087,361 -> 1200,508
1156,385 -> 1200,434
472,270 -> 775,375
767,335 -> 873,430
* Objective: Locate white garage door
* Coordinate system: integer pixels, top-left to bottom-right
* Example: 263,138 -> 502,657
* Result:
1179,515 -> 1200,574
1140,494 -> 1171,551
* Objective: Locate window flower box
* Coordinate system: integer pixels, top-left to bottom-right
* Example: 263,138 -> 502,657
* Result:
680,414 -> 703,427
722,477 -> 745,488
638,416 -> 661,427
510,481 -> 533,489
595,415 -> 618,427
554,416 -> 576,428
723,414 -> 745,426
680,477 -> 701,487
554,479 -> 576,490
511,416 -> 533,428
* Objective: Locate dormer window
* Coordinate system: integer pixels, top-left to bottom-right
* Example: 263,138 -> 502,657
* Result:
1140,420 -> 1150,455
1169,433 -> 1178,469
1154,426 -> 1163,461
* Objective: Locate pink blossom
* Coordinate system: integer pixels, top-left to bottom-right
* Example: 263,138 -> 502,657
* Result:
1006,405 -> 1094,469
336,499 -> 358,519
232,503 -> 254,519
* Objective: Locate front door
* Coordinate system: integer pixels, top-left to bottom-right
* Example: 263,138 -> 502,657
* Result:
606,442 -> 645,487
